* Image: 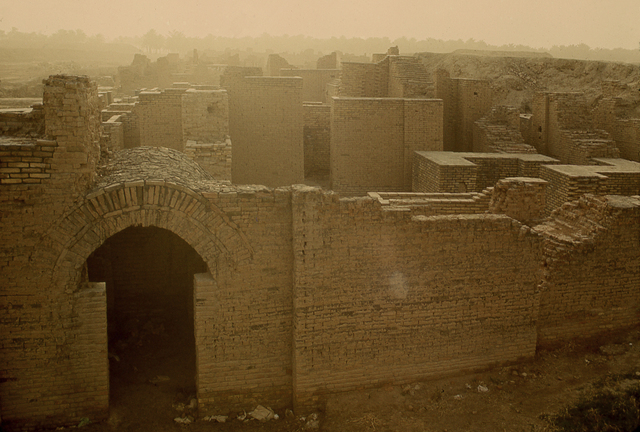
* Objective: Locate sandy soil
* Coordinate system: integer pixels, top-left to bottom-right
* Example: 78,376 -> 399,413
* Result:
44,326 -> 640,432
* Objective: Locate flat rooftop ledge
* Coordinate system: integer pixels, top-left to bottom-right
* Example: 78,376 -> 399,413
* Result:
415,151 -> 477,166
333,97 -> 442,103
542,165 -> 609,178
502,177 -> 549,184
415,151 -> 559,166
592,158 -> 640,172
605,195 -> 640,209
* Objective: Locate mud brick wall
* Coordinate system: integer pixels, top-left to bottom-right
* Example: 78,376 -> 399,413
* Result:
0,139 -> 55,185
413,152 -> 557,194
465,156 -> 520,190
458,79 -> 492,152
331,98 -> 443,195
593,98 -> 640,162
0,105 -> 44,137
403,99 -> 444,188
137,88 -> 185,151
535,195 -> 640,346
412,152 -> 478,193
435,71 -> 492,152
330,97 -> 404,194
100,115 -> 124,158
1,75 -> 105,430
371,191 -> 492,216
231,77 -> 304,187
339,61 -> 388,97
181,89 -> 229,143
189,186 -> 295,415
540,165 -> 607,214
529,93 -> 549,153
280,69 -> 339,103
303,103 -> 331,175
488,177 -> 548,226
184,139 -> 232,180
388,56 -> 433,98
102,103 -> 140,149
291,187 -> 542,411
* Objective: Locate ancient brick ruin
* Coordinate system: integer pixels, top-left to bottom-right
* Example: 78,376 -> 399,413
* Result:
1,46 -> 640,431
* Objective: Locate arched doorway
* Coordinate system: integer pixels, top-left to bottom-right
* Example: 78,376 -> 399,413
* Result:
86,226 -> 207,426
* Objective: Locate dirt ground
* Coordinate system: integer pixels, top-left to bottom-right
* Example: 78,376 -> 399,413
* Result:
42,326 -> 640,432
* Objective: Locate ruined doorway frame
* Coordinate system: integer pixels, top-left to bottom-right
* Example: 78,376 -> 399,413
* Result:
42,181 -> 253,420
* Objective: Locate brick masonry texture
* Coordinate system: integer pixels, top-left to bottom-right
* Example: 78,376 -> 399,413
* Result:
1,75 -> 640,431
529,92 -> 620,165
339,56 -> 433,99
303,103 -> 331,175
280,69 -> 340,103
229,76 -> 304,187
331,97 -> 443,195
435,71 -> 492,152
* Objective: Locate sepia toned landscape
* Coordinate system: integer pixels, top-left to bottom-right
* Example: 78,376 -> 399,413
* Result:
1,2 -> 640,431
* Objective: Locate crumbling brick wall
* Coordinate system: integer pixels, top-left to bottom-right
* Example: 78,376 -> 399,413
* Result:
530,92 -> 620,164
535,195 -> 640,346
181,89 -> 229,143
593,97 -> 640,162
0,105 -> 44,137
473,106 -> 536,154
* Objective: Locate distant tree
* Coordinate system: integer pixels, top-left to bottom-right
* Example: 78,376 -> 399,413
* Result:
142,29 -> 165,53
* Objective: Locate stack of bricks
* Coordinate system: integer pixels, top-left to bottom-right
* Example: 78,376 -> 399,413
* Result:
488,177 -> 548,226
412,151 -> 478,193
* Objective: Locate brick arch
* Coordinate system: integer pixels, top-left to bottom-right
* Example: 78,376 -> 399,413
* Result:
46,180 -> 253,289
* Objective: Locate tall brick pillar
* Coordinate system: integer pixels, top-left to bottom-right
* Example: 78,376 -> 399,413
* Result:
43,75 -> 101,194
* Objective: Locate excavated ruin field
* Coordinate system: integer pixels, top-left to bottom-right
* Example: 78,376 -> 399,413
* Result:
417,51 -> 640,116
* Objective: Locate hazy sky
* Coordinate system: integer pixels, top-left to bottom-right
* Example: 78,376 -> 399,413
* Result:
1,0 -> 639,50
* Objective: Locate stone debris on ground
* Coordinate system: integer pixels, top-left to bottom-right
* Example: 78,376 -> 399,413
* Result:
304,413 -> 320,429
203,415 -> 228,423
248,404 -> 276,421
477,384 -> 489,393
173,415 -> 194,424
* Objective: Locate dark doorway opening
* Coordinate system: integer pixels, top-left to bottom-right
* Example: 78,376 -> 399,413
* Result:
87,226 -> 207,427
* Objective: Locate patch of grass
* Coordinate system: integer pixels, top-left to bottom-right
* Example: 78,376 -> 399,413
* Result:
548,373 -> 640,432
